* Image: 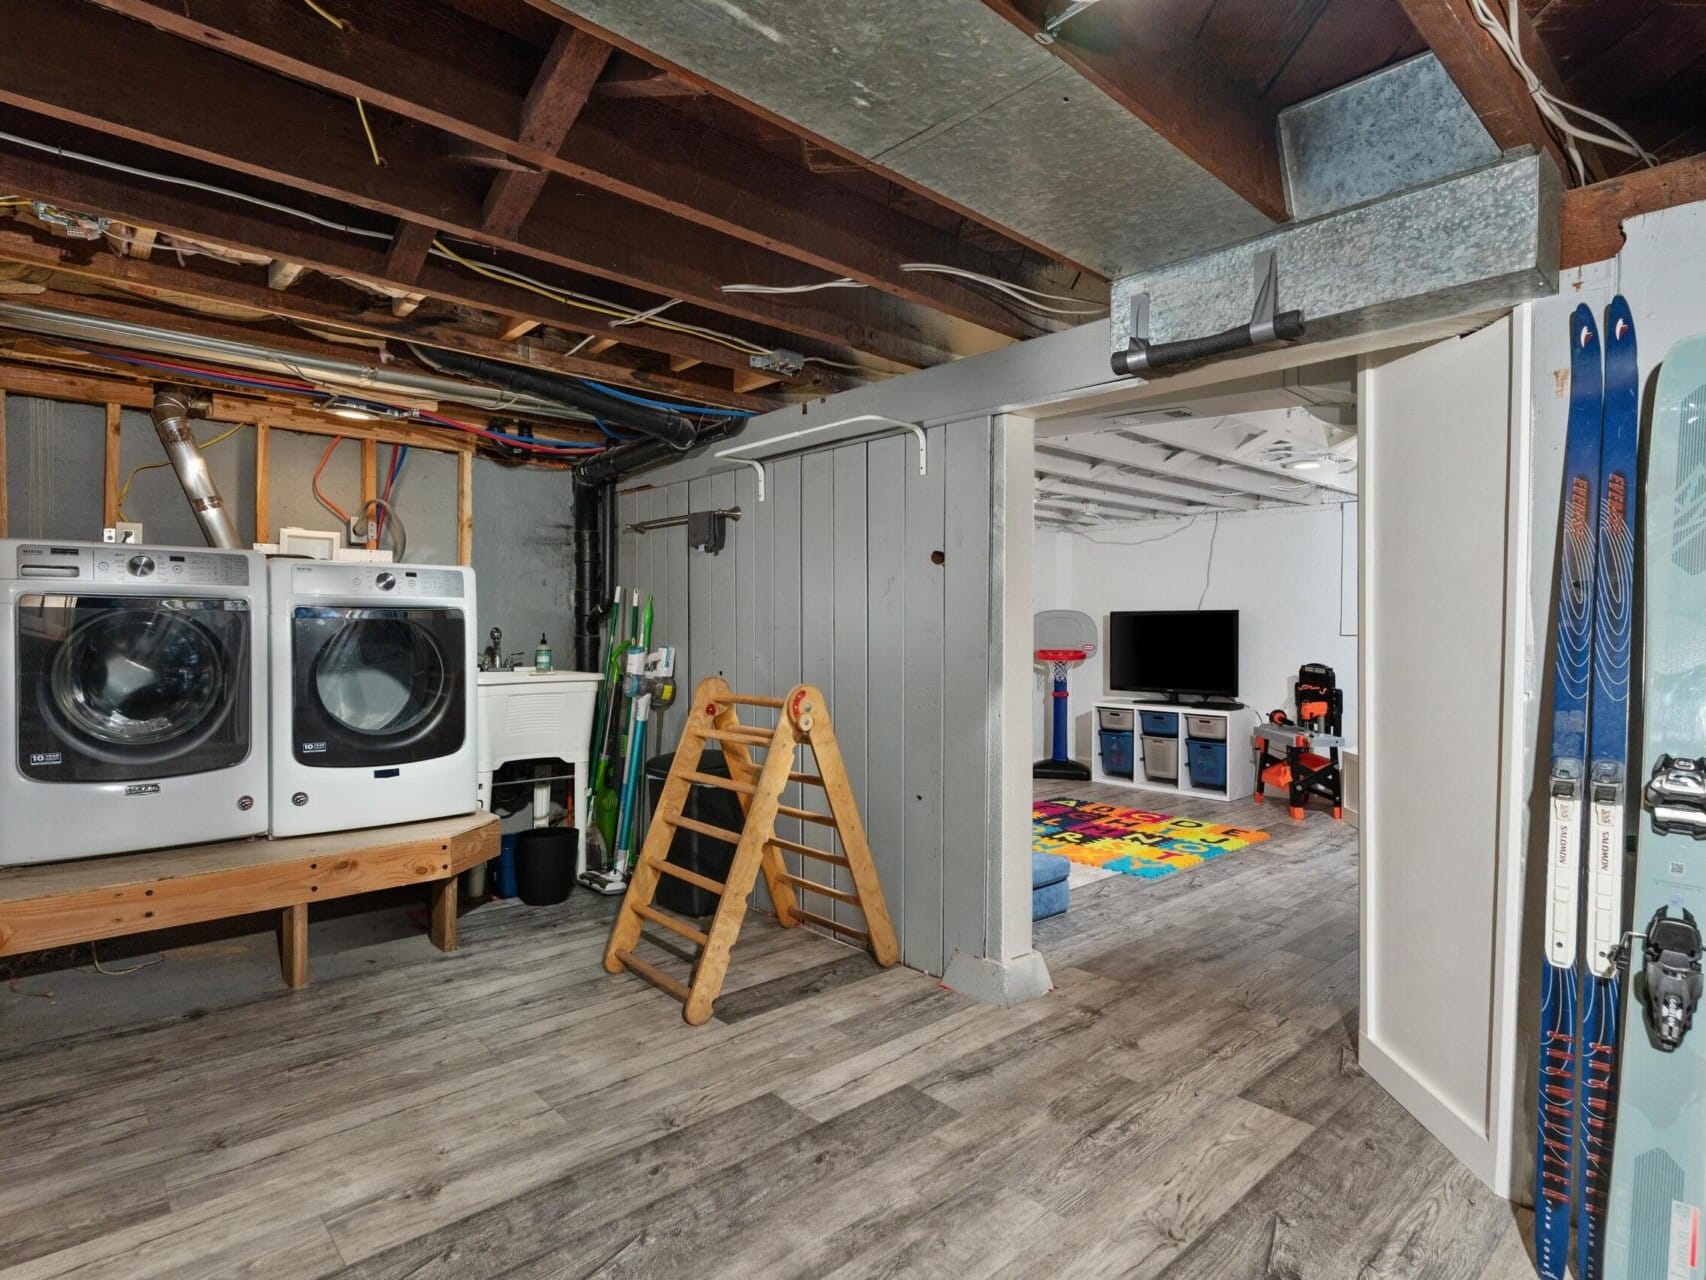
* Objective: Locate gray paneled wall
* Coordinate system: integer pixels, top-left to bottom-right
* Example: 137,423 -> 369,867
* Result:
617,419 -> 997,977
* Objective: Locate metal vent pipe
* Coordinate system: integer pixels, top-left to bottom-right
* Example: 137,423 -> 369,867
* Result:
149,385 -> 241,549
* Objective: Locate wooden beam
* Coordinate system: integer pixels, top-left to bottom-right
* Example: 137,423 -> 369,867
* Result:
591,61 -> 704,100
730,369 -> 782,394
73,0 -> 1102,332
254,419 -> 269,543
360,437 -> 377,550
127,226 -> 157,260
668,356 -> 701,373
0,0 -> 954,367
481,26 -> 611,240
382,220 -> 436,284
0,233 -> 777,411
498,316 -> 539,342
456,449 -> 473,566
1395,0 -> 1580,182
266,260 -> 306,291
102,401 -> 121,525
979,0 -> 1288,221
1560,154 -> 1706,268
0,131 -> 814,386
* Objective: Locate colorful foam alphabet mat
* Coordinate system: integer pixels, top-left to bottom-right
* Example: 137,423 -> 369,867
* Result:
1033,797 -> 1270,880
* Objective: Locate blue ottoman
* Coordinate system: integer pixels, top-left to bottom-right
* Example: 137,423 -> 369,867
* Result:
1032,852 -> 1071,921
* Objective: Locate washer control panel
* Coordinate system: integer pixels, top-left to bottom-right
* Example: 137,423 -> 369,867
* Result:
8,543 -> 252,586
290,562 -> 467,599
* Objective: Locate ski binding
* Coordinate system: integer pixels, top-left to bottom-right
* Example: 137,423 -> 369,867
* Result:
1639,906 -> 1703,1052
1645,754 -> 1706,838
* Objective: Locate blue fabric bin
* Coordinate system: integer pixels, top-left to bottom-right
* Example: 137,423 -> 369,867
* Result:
1186,739 -> 1228,789
1139,710 -> 1179,736
1098,729 -> 1135,777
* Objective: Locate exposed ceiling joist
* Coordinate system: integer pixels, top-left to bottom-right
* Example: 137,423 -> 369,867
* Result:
1101,413 -> 1358,496
1560,154 -> 1706,268
978,0 -> 1289,221
0,230 -> 781,412
0,141 -> 818,392
76,0 -> 1101,338
479,25 -> 611,239
1036,438 -> 1316,507
0,0 -> 957,370
382,220 -> 437,284
1395,0 -> 1583,182
1035,477 -> 1207,518
1033,452 -> 1263,510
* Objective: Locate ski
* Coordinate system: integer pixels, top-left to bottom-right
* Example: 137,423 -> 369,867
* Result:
1537,301 -> 1603,1280
1604,329 -> 1706,1280
1576,295 -> 1638,1280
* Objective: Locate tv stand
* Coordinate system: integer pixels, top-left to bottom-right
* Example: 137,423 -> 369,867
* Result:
1130,692 -> 1245,710
1089,699 -> 1256,803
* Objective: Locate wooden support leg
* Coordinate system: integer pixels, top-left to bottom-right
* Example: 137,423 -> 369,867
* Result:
430,875 -> 458,952
279,903 -> 308,989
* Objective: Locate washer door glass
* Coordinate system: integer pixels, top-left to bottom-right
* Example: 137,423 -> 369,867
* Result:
291,606 -> 466,767
15,594 -> 252,783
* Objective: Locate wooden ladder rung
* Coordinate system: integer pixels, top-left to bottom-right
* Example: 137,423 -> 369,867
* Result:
670,814 -> 746,844
793,907 -> 871,945
648,858 -> 726,897
778,803 -> 837,828
618,951 -> 691,1003
780,873 -> 862,907
702,727 -> 776,746
768,834 -> 850,868
605,679 -> 899,1025
634,902 -> 710,947
679,769 -> 756,795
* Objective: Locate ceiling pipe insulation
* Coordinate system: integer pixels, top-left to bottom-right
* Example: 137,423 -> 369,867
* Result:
149,384 -> 241,549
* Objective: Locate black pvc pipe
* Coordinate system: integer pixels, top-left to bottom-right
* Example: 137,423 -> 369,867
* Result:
1111,310 -> 1305,377
406,345 -> 697,448
571,481 -> 602,671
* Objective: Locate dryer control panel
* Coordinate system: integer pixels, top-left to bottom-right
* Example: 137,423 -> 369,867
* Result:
289,562 -> 467,599
8,543 -> 252,586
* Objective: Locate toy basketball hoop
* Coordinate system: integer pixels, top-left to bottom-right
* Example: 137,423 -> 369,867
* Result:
1035,610 -> 1097,781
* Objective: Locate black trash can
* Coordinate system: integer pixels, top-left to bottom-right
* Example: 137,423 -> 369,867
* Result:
514,827 -> 577,905
645,749 -> 743,917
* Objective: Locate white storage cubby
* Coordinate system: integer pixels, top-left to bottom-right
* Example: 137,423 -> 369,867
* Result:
1089,699 -> 1257,803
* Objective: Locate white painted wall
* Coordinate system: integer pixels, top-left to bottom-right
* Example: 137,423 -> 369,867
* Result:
1033,502 -> 1359,758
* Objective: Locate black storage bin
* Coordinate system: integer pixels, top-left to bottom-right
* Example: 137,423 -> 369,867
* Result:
514,827 -> 577,905
645,748 -> 743,917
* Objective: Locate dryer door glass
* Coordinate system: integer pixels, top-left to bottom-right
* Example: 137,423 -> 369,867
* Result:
15,595 -> 253,783
291,606 -> 466,767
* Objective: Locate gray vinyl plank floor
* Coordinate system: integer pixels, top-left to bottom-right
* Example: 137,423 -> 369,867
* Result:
0,781 -> 1537,1278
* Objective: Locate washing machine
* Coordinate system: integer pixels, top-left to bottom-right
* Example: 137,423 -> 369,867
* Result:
0,539 -> 268,866
269,560 -> 476,837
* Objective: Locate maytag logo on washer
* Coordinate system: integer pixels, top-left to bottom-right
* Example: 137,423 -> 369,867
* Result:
302,742 -> 327,753
125,783 -> 161,796
28,752 -> 61,766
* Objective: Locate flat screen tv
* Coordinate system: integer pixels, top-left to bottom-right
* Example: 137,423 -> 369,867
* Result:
1108,610 -> 1239,700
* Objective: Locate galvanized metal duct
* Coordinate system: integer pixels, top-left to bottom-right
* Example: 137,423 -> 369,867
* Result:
149,385 -> 241,549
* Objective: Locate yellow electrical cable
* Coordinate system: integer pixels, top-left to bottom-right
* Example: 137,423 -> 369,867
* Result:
297,0 -> 384,167
116,422 -> 244,521
429,238 -> 770,357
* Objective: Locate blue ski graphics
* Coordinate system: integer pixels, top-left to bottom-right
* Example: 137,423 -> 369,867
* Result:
1538,302 -> 1603,1280
1577,296 -> 1638,1280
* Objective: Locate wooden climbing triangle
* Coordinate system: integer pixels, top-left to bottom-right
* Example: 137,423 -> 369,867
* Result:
605,676 -> 899,1024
